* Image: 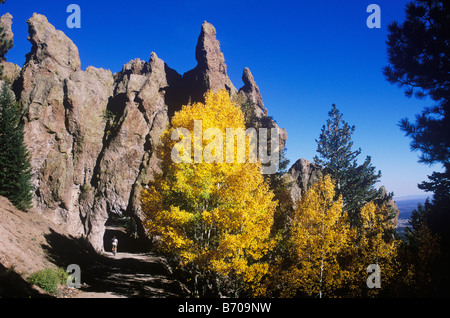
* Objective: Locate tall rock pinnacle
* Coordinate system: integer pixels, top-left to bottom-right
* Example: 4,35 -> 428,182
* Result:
0,13 -> 21,83
0,13 -> 14,56
195,21 -> 225,71
239,67 -> 267,116
25,13 -> 81,73
182,21 -> 236,103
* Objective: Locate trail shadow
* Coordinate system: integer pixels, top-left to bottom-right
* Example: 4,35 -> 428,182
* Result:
0,263 -> 52,298
79,253 -> 186,298
42,229 -> 187,298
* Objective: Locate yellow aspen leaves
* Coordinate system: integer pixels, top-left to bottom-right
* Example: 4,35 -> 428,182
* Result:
141,90 -> 277,296
263,176 -> 399,298
141,90 -> 400,297
280,175 -> 354,297
348,201 -> 400,296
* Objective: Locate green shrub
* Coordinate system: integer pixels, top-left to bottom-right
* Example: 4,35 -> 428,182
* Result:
27,267 -> 69,295
102,109 -> 116,122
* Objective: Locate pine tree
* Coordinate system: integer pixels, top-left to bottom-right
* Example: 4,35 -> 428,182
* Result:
0,84 -> 33,211
384,0 -> 450,249
314,104 -> 382,227
384,0 -> 449,167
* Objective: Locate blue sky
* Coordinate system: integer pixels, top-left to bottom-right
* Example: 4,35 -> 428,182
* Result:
1,0 -> 441,198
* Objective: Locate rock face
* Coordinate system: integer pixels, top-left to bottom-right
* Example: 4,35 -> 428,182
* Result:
0,13 -> 13,44
182,21 -> 237,104
0,13 -> 21,83
238,67 -> 267,117
285,158 -> 400,227
379,186 -> 400,227
86,53 -> 176,249
284,158 -> 323,207
6,14 -> 288,251
16,14 -> 113,242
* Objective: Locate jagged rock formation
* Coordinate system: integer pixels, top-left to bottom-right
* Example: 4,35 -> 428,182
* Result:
238,67 -> 267,117
181,21 -> 237,104
15,14 -> 113,244
236,66 -> 288,149
379,186 -> 400,227
284,158 -> 323,208
0,13 -> 20,83
0,13 -> 13,45
3,13 -> 287,251
285,158 -> 400,226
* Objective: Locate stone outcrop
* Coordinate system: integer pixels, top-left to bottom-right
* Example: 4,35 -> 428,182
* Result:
86,53 -> 177,249
238,67 -> 267,117
6,14 -> 288,251
16,14 -> 113,242
237,66 -> 287,150
181,21 -> 237,104
379,186 -> 400,227
0,13 -> 21,83
285,158 -> 400,227
0,13 -> 13,45
284,158 -> 323,207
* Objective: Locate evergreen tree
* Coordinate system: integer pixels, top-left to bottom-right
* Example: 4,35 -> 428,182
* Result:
314,104 -> 382,227
384,0 -> 450,246
384,0 -> 449,167
0,84 -> 33,211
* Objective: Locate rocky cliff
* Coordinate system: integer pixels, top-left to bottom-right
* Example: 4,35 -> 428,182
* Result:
1,13 -> 287,251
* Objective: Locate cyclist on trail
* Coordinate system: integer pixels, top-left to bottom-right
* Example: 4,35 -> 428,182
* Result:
112,236 -> 118,256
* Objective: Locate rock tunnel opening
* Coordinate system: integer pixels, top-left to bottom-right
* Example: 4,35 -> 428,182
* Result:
103,214 -> 150,254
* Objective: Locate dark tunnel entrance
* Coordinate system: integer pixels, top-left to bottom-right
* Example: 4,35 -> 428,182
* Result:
103,215 -> 150,254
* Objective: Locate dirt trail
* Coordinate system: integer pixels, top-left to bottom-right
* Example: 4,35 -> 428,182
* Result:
0,196 -> 188,298
73,251 -> 187,298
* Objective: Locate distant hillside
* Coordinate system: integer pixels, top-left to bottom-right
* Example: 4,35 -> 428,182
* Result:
395,194 -> 431,236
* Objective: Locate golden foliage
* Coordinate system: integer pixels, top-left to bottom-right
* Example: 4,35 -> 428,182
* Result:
337,201 -> 400,296
141,89 -> 277,296
263,176 -> 400,298
272,175 -> 355,297
141,90 -> 403,297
